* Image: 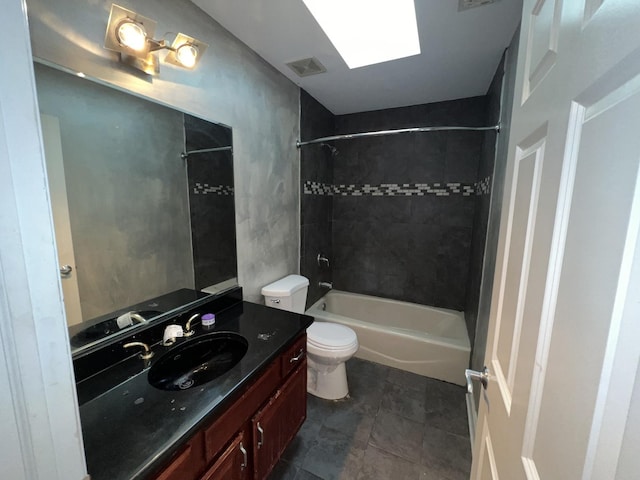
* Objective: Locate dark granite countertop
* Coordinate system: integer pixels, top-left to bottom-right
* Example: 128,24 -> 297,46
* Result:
78,301 -> 313,480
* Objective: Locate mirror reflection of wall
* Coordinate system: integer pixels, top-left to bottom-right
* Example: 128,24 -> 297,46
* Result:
34,62 -> 237,339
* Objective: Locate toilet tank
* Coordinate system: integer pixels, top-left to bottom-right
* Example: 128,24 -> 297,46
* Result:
261,275 -> 309,313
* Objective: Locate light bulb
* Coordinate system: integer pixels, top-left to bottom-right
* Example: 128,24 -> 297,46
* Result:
117,21 -> 147,51
176,44 -> 198,68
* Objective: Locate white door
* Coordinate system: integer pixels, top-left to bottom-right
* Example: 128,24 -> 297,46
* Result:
41,114 -> 84,326
471,1 -> 640,479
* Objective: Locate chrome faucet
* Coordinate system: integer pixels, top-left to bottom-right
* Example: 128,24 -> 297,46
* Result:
123,341 -> 154,359
317,253 -> 330,268
184,313 -> 200,337
318,281 -> 333,289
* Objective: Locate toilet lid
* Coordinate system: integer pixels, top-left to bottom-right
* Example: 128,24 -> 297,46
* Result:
307,322 -> 357,350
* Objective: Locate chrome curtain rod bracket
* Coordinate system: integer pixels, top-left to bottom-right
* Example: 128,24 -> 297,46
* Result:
296,124 -> 501,148
181,146 -> 233,159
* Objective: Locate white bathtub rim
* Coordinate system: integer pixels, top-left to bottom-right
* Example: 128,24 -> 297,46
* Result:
306,292 -> 470,351
316,289 -> 464,318
309,310 -> 470,352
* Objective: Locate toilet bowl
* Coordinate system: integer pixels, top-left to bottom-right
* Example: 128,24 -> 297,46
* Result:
262,275 -> 359,400
306,321 -> 358,400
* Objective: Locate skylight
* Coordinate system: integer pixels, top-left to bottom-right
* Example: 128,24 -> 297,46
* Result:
302,0 -> 421,69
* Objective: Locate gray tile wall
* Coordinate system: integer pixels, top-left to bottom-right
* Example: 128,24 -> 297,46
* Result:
184,114 -> 237,290
300,90 -> 335,307
330,98 -> 488,310
464,56 -> 505,348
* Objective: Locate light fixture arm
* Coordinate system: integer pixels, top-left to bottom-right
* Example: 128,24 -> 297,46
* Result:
147,37 -> 168,52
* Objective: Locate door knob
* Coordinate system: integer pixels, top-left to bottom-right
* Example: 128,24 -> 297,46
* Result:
465,366 -> 489,394
59,264 -> 73,276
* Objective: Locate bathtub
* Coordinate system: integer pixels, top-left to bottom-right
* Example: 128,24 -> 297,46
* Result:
306,290 -> 470,386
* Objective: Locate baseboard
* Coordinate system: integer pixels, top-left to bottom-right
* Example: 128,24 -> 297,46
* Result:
466,391 -> 478,455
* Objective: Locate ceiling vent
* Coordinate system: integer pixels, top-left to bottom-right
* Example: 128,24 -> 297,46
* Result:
458,0 -> 497,11
285,57 -> 327,77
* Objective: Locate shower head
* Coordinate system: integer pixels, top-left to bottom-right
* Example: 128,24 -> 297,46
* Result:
320,142 -> 338,156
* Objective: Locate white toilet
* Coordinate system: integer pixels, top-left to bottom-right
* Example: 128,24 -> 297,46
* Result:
261,275 -> 359,400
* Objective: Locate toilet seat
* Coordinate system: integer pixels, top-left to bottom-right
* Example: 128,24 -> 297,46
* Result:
307,322 -> 358,351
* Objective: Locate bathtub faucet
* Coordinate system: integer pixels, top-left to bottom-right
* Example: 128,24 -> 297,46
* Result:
318,281 -> 333,289
317,253 -> 330,268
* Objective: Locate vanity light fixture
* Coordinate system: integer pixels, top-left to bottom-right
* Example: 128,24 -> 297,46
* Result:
104,4 -> 208,75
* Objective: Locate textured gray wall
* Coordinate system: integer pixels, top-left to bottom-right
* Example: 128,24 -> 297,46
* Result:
28,0 -> 300,303
35,63 -> 193,320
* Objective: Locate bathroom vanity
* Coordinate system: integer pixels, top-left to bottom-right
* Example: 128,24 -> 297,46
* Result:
74,288 -> 312,480
152,333 -> 307,480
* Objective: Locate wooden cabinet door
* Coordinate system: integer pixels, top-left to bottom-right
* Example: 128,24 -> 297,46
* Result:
203,359 -> 280,463
200,431 -> 248,480
252,362 -> 307,480
154,431 -> 204,480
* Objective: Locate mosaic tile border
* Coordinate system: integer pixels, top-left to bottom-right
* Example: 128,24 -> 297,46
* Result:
304,176 -> 492,197
193,183 -> 234,195
476,176 -> 491,195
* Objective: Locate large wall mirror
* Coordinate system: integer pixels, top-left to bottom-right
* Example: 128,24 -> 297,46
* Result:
34,62 -> 238,355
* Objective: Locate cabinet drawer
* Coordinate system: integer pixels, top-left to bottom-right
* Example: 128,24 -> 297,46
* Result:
281,334 -> 306,378
204,359 -> 280,462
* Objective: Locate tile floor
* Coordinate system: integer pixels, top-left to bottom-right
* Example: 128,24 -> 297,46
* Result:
269,357 -> 472,480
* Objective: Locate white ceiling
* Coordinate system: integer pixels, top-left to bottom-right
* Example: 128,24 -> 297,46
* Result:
192,0 -> 523,115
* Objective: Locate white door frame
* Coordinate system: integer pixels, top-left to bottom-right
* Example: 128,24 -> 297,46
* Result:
0,0 -> 87,478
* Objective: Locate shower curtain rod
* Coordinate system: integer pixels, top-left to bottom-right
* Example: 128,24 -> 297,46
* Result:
181,146 -> 233,159
296,124 -> 500,148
